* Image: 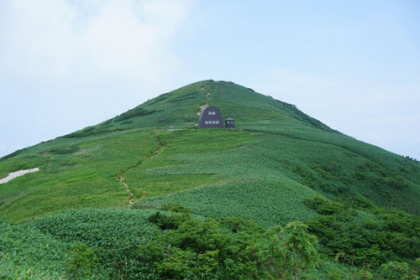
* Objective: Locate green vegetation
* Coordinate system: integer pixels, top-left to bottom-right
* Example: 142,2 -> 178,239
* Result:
304,196 -> 420,267
1,206 -> 417,279
142,209 -> 320,279
0,207 -> 321,279
1,209 -> 159,279
0,80 -> 419,278
0,129 -> 163,221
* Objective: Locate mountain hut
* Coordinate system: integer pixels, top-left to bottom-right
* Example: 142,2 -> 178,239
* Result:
225,117 -> 235,128
198,106 -> 224,129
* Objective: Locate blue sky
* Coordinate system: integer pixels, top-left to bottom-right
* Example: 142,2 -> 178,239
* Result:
1,0 -> 419,159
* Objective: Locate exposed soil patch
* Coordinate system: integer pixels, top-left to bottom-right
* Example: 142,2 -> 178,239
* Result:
120,175 -> 134,204
197,104 -> 210,116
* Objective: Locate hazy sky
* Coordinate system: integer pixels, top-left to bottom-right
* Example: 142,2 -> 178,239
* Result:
1,0 -> 419,160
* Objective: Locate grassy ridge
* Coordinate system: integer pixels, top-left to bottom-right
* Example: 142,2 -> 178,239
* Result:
0,80 -> 419,223
132,128 -> 420,225
0,130 -> 161,221
0,80 -> 419,279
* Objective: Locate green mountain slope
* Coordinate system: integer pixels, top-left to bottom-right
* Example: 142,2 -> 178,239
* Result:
1,80 -> 419,279
0,80 -> 419,223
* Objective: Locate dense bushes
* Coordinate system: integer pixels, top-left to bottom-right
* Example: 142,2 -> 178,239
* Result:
114,107 -> 157,122
41,145 -> 80,155
0,219 -> 67,279
304,196 -> 420,272
66,243 -> 98,280
380,260 -> 420,279
1,205 -> 419,279
355,162 -> 410,190
304,196 -> 346,215
30,209 -> 161,279
1,208 -> 322,279
139,208 -> 320,279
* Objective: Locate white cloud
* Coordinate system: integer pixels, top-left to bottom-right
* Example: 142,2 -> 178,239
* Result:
0,0 -> 194,158
83,0 -> 188,82
0,0 -> 193,83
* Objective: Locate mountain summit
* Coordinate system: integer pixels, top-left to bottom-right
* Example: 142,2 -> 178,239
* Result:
0,80 -> 419,223
67,80 -> 332,138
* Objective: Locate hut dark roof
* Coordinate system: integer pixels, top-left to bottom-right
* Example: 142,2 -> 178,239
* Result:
198,106 -> 224,129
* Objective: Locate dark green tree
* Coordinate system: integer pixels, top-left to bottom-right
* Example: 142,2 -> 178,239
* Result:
254,221 -> 319,279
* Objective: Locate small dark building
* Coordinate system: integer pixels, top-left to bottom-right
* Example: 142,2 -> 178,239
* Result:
198,106 -> 224,129
225,117 -> 235,128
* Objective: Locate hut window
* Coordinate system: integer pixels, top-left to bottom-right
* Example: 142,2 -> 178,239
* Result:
215,120 -> 219,124
208,111 -> 215,115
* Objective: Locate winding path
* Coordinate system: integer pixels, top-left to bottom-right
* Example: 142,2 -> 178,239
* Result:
120,175 -> 134,204
119,136 -> 165,204
197,86 -> 212,116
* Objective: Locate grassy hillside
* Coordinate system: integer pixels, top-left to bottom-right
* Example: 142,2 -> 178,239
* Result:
1,80 -> 418,223
0,80 -> 419,279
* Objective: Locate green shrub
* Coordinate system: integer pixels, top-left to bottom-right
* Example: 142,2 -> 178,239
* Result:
304,196 -> 345,215
143,211 -> 320,280
66,243 -> 97,280
307,205 -> 420,268
41,145 -> 80,155
221,216 -> 265,235
160,204 -> 192,214
115,107 -> 157,122
386,175 -> 409,189
352,196 -> 375,209
147,211 -> 189,230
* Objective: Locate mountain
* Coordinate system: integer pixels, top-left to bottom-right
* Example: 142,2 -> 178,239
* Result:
1,80 -> 418,223
0,80 -> 419,279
